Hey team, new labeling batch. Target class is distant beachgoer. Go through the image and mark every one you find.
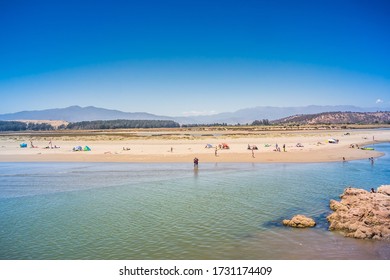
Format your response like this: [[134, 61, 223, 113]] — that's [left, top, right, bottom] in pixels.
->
[[215, 147, 218, 157], [252, 149, 255, 158], [370, 188, 376, 193], [283, 144, 286, 152], [171, 147, 173, 152], [193, 157, 199, 168], [343, 157, 346, 161]]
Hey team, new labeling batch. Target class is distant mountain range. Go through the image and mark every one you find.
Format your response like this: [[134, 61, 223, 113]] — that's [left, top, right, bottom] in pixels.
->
[[0, 105, 389, 125], [0, 106, 173, 123]]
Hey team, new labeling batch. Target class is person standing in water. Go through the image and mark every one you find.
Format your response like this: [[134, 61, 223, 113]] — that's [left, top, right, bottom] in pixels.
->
[[193, 157, 199, 168]]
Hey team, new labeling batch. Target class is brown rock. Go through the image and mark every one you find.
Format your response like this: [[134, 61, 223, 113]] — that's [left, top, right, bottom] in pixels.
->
[[377, 185, 390, 196], [283, 215, 316, 228], [327, 186, 390, 240], [329, 199, 342, 211]]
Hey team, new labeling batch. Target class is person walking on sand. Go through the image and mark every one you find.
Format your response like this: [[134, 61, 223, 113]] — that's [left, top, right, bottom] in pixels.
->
[[215, 147, 218, 157], [30, 141, 37, 148], [283, 144, 286, 152], [251, 148, 255, 158]]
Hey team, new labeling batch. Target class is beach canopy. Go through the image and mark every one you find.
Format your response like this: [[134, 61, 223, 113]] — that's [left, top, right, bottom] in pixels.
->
[[83, 146, 91, 151], [73, 146, 82, 151], [20, 143, 27, 148], [328, 138, 339, 144], [205, 144, 213, 148], [220, 143, 229, 149]]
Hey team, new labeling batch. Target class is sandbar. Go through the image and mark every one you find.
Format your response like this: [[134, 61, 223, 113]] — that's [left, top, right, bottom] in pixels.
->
[[0, 128, 389, 163]]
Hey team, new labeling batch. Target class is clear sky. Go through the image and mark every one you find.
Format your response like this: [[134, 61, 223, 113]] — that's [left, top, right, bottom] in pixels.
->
[[1, 0, 389, 116]]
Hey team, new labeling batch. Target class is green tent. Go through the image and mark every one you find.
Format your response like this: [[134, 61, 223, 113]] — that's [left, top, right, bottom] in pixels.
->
[[83, 146, 91, 151]]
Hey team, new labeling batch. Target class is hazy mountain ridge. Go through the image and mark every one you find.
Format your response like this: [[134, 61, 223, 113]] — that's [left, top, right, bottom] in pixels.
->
[[0, 106, 174, 123], [0, 105, 389, 124], [274, 111, 390, 125]]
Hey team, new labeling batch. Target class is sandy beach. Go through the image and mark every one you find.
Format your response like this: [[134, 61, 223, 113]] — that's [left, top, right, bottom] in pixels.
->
[[0, 128, 389, 163]]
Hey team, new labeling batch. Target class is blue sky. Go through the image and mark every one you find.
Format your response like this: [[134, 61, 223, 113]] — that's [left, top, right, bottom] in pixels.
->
[[1, 0, 389, 116]]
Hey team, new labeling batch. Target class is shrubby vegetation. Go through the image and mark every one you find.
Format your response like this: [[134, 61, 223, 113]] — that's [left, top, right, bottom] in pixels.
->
[[274, 111, 390, 125], [26, 122, 54, 131], [251, 119, 270, 126]]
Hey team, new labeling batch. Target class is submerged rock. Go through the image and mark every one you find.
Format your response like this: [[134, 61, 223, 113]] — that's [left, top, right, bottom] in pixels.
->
[[283, 215, 316, 228], [327, 186, 390, 240]]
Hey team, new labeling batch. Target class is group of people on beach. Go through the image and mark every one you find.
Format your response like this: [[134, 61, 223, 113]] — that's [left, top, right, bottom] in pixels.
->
[[30, 140, 60, 149], [274, 143, 286, 152]]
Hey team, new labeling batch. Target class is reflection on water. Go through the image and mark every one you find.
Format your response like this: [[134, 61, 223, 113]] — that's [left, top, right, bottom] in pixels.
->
[[0, 143, 390, 260]]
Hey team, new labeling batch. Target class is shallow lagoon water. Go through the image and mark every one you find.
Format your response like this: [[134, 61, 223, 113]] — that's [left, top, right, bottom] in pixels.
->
[[0, 143, 390, 259]]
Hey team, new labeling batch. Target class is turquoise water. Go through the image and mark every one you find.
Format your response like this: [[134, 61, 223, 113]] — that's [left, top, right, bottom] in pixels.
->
[[1, 143, 390, 260]]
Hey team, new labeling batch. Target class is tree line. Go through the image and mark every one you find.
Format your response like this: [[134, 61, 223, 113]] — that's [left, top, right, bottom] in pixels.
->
[[66, 119, 180, 130], [0, 121, 54, 131], [0, 119, 180, 131]]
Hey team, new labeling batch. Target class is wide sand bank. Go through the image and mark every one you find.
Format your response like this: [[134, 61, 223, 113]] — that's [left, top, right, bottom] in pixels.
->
[[0, 128, 389, 163]]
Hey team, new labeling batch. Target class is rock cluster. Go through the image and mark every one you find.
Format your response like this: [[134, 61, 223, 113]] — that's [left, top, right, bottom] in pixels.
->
[[327, 185, 390, 240], [283, 215, 316, 228]]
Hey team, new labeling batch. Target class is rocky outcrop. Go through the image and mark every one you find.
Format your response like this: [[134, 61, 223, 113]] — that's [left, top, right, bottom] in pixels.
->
[[327, 186, 390, 240], [283, 215, 316, 228], [378, 185, 390, 196]]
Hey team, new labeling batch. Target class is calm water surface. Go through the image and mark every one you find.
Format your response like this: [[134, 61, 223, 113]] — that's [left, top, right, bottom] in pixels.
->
[[1, 143, 390, 259]]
